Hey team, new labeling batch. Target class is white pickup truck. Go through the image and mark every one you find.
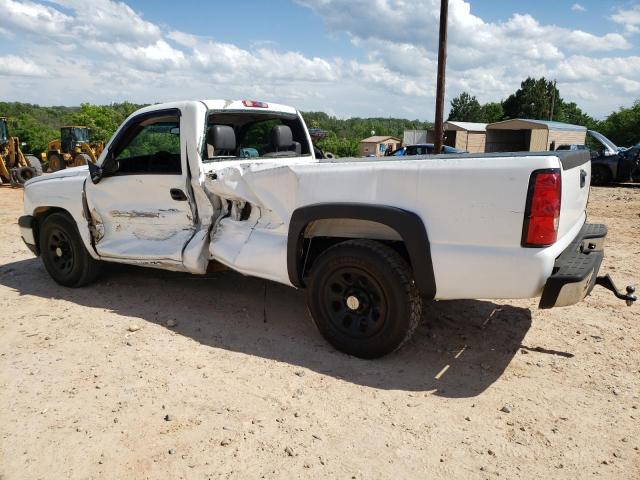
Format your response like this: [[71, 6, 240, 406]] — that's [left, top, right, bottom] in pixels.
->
[[19, 100, 636, 358]]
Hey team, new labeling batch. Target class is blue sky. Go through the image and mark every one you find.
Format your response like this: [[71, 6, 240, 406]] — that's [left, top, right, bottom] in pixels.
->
[[1, 0, 639, 119]]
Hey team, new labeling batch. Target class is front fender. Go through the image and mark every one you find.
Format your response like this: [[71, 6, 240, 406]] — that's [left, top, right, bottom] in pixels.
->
[[23, 172, 99, 260]]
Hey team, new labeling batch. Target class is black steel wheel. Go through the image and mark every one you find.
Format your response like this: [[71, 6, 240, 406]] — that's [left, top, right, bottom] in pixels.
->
[[322, 266, 388, 340], [39, 212, 101, 287], [306, 239, 422, 359], [47, 227, 75, 276]]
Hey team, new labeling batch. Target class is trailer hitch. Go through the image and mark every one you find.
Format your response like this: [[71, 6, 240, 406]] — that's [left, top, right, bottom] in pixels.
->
[[596, 275, 636, 306]]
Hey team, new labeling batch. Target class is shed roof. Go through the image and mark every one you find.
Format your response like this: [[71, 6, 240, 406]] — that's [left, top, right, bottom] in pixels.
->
[[444, 121, 487, 132], [488, 119, 586, 132], [359, 135, 401, 143]]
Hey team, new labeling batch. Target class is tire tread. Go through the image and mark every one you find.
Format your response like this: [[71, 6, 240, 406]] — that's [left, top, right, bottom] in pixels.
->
[[307, 239, 422, 357]]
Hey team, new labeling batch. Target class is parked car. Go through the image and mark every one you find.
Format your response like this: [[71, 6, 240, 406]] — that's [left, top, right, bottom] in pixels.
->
[[390, 143, 466, 156], [576, 131, 638, 185], [18, 99, 636, 358]]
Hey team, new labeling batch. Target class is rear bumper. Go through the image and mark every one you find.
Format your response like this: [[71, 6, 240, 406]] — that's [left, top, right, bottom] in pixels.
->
[[19, 215, 38, 256], [539, 223, 607, 308]]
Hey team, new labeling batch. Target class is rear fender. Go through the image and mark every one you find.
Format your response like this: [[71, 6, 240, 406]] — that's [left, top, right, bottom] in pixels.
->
[[287, 203, 436, 298]]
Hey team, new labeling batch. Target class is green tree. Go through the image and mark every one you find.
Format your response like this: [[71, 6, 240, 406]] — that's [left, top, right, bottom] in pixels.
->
[[502, 77, 561, 120], [448, 92, 483, 122], [556, 101, 596, 128], [598, 100, 640, 146], [480, 102, 504, 123], [65, 102, 142, 143], [7, 114, 58, 155]]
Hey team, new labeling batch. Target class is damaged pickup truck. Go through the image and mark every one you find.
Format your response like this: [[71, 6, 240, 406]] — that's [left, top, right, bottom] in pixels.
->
[[19, 100, 636, 358]]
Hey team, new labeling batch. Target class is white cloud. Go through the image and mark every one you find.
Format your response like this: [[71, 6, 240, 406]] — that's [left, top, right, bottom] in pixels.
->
[[49, 0, 161, 43], [571, 3, 586, 12], [0, 0, 71, 37], [0, 55, 46, 77], [296, 0, 638, 117], [611, 4, 640, 34], [0, 0, 638, 120]]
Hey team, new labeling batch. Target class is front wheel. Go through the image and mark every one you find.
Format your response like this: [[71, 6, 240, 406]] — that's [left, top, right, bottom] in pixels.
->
[[39, 212, 101, 287], [306, 239, 422, 359]]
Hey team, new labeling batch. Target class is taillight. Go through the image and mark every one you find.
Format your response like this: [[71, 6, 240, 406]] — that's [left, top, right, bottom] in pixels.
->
[[242, 100, 269, 108], [521, 169, 561, 247]]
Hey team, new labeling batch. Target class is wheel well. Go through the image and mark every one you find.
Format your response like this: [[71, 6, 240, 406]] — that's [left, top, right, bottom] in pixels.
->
[[301, 236, 411, 281], [31, 207, 72, 254], [287, 204, 436, 298]]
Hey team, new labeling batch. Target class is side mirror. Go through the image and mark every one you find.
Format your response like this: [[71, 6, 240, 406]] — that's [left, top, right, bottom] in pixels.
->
[[87, 159, 103, 184], [103, 154, 119, 176], [88, 151, 118, 184]]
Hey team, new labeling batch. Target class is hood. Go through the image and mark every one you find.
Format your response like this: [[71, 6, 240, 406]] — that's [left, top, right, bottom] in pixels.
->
[[25, 165, 88, 186]]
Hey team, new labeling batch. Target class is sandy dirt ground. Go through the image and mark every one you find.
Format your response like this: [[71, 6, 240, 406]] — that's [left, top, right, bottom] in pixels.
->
[[0, 184, 639, 480]]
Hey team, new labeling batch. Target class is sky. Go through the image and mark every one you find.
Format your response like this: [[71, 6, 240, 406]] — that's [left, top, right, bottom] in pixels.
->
[[0, 0, 639, 120]]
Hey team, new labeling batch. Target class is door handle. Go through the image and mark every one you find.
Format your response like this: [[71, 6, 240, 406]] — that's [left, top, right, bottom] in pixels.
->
[[580, 169, 587, 188], [170, 188, 188, 201]]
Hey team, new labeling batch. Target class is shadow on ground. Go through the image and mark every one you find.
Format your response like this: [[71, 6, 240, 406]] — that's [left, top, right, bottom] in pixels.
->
[[0, 258, 536, 397]]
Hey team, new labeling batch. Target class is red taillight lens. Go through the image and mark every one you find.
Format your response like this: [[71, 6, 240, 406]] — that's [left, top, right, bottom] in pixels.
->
[[522, 170, 561, 246]]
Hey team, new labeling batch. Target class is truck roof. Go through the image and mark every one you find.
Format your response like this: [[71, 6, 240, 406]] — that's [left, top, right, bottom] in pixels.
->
[[130, 99, 298, 117]]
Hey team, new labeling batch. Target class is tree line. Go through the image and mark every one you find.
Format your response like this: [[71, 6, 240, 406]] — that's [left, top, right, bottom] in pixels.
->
[[448, 77, 640, 147], [2, 77, 638, 158]]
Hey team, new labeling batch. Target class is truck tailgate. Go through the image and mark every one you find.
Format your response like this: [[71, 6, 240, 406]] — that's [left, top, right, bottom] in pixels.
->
[[557, 151, 591, 241]]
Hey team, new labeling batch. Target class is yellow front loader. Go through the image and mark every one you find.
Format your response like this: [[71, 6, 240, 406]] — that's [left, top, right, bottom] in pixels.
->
[[0, 117, 43, 186], [45, 126, 104, 172]]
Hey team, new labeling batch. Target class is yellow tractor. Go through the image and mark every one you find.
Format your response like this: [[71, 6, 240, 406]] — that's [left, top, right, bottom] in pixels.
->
[[0, 117, 43, 186], [45, 126, 104, 172]]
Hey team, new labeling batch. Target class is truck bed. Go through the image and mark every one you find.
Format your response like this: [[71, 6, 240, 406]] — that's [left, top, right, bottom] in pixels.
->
[[204, 150, 591, 300]]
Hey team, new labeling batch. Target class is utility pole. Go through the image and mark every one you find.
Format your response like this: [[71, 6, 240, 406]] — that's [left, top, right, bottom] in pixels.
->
[[434, 0, 449, 154], [549, 79, 557, 121]]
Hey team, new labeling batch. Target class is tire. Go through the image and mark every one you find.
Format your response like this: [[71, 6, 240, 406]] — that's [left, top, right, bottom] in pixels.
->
[[39, 212, 101, 287], [48, 153, 64, 172], [73, 153, 92, 167], [306, 239, 422, 359], [15, 166, 37, 183], [25, 155, 43, 176], [324, 152, 336, 159], [591, 165, 611, 186]]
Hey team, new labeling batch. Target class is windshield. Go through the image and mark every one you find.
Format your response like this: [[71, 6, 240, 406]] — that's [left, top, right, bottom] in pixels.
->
[[202, 111, 311, 162], [0, 120, 7, 143], [587, 130, 618, 153]]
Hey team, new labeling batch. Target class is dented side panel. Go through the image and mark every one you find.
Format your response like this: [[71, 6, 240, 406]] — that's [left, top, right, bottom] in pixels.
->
[[86, 175, 196, 262], [202, 154, 575, 299]]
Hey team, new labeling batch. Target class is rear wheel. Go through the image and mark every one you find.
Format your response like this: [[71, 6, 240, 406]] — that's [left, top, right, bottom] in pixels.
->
[[48, 153, 64, 172], [591, 165, 611, 186], [39, 212, 101, 287], [306, 239, 422, 359]]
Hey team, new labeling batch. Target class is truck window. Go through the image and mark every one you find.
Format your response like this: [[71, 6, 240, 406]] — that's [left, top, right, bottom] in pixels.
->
[[203, 111, 311, 162], [114, 117, 181, 174]]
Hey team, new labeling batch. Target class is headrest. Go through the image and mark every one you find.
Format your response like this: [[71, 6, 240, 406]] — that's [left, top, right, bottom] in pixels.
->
[[271, 125, 293, 149], [207, 125, 236, 151]]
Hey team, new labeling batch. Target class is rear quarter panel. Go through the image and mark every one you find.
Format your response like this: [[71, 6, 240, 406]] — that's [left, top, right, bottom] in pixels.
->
[[206, 153, 574, 299]]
